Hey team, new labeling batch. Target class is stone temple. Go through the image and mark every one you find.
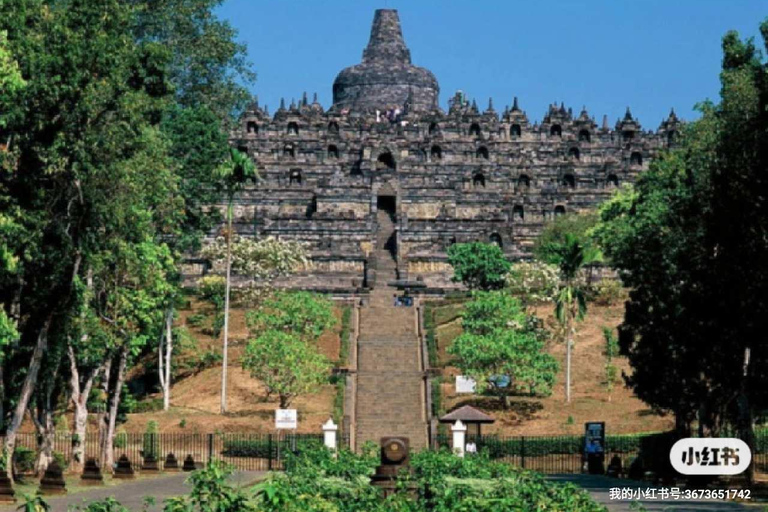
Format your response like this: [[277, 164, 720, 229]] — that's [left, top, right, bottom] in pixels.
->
[[211, 9, 681, 292]]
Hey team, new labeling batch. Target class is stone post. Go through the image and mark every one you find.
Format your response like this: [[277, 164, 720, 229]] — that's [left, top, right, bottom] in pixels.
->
[[452, 420, 467, 458], [323, 419, 338, 452]]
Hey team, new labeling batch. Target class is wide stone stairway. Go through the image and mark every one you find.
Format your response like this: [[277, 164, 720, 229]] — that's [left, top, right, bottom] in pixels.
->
[[353, 209, 428, 449]]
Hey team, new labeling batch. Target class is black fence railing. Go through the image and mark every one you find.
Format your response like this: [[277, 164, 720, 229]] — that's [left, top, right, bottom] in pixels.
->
[[435, 432, 768, 475], [4, 432, 349, 474]]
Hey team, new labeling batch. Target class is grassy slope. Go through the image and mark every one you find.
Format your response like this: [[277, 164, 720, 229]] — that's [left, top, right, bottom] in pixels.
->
[[432, 299, 675, 436], [118, 299, 342, 434]]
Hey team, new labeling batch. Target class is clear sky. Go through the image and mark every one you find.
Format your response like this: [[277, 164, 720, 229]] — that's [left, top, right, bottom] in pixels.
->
[[216, 0, 765, 127]]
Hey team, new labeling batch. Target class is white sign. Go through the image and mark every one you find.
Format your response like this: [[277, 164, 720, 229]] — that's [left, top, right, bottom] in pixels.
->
[[670, 438, 751, 475], [455, 376, 477, 394], [275, 409, 298, 430]]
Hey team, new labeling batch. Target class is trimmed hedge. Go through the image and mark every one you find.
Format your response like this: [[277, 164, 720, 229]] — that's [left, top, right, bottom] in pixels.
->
[[221, 436, 323, 458]]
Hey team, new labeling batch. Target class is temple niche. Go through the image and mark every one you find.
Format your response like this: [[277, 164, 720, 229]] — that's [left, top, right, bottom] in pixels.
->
[[211, 9, 681, 292]]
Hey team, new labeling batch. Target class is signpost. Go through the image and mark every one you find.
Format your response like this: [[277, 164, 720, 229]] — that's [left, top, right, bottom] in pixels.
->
[[275, 409, 298, 430], [455, 376, 477, 394]]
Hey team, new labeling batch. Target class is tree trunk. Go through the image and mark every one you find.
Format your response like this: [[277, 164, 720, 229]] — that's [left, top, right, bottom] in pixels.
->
[[100, 346, 128, 472], [68, 344, 102, 473], [737, 347, 754, 485], [32, 404, 55, 476], [221, 204, 233, 414], [159, 308, 173, 411], [97, 358, 112, 471], [3, 314, 53, 480]]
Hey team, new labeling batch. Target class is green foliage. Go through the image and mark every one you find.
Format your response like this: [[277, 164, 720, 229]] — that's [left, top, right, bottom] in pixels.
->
[[338, 307, 351, 365], [163, 460, 256, 512], [593, 21, 768, 434], [505, 260, 560, 304], [431, 379, 443, 418], [447, 242, 511, 291], [332, 375, 345, 425], [17, 494, 50, 512], [242, 330, 331, 408], [143, 420, 160, 459], [423, 303, 438, 368], [71, 497, 130, 512], [246, 291, 336, 342], [589, 279, 626, 306], [534, 212, 602, 266], [449, 291, 557, 404], [186, 313, 207, 328], [13, 446, 35, 474]]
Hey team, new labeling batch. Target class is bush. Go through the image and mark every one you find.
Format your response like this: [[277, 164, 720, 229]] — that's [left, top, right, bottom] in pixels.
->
[[447, 242, 511, 291], [53, 451, 68, 471], [133, 398, 163, 413], [505, 261, 560, 303], [143, 421, 160, 459], [13, 446, 35, 475], [186, 312, 207, 328], [221, 436, 323, 459], [589, 278, 627, 306]]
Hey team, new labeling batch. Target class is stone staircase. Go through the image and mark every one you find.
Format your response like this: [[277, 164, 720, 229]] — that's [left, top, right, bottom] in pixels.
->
[[353, 210, 428, 449]]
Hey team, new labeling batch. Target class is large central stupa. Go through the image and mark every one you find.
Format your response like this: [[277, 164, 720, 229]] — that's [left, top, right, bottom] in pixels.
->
[[332, 10, 439, 113]]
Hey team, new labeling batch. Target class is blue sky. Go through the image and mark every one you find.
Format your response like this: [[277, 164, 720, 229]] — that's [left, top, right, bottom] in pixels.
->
[[217, 1, 765, 127]]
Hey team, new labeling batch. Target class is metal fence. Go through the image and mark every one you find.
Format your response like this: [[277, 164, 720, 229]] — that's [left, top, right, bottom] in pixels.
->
[[5, 432, 349, 474], [435, 432, 768, 475]]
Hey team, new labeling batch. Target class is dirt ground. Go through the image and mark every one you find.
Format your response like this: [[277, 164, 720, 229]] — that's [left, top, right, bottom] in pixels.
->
[[434, 300, 675, 436], [118, 301, 343, 434]]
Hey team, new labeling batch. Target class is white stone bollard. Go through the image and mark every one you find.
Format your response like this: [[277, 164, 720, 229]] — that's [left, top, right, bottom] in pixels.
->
[[452, 420, 467, 458], [323, 419, 338, 452]]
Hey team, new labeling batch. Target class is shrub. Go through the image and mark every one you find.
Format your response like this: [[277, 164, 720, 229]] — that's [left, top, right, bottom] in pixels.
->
[[590, 278, 627, 306], [143, 421, 159, 459], [447, 242, 511, 290], [186, 312, 207, 328], [505, 261, 560, 303], [13, 446, 35, 475]]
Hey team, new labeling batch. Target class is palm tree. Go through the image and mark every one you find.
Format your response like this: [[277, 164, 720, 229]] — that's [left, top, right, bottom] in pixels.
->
[[553, 234, 600, 403], [214, 147, 258, 414]]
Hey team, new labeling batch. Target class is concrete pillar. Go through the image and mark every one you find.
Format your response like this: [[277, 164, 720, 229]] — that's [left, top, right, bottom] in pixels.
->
[[323, 419, 338, 452], [452, 420, 467, 458]]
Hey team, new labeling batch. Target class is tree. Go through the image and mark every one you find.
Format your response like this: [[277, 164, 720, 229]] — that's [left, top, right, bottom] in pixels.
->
[[534, 212, 601, 266], [595, 21, 768, 467], [213, 147, 258, 414], [448, 291, 557, 407], [602, 327, 619, 402], [246, 291, 336, 342], [550, 234, 598, 403], [447, 242, 511, 291], [241, 331, 331, 408]]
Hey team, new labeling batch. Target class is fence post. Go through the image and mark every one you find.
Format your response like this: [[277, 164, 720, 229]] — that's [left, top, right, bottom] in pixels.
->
[[267, 434, 273, 471], [521, 436, 526, 469], [452, 421, 467, 458], [207, 433, 213, 464], [323, 419, 338, 453]]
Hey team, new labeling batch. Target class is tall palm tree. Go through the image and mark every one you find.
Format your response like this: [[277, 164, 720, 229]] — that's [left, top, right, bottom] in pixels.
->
[[553, 234, 600, 403], [214, 147, 258, 414]]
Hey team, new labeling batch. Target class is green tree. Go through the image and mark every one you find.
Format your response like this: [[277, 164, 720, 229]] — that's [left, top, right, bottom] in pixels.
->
[[534, 212, 601, 266], [595, 22, 768, 464], [602, 327, 619, 402], [246, 292, 336, 342], [448, 292, 557, 407], [213, 147, 258, 414], [447, 242, 511, 291], [551, 235, 597, 403], [241, 331, 331, 408]]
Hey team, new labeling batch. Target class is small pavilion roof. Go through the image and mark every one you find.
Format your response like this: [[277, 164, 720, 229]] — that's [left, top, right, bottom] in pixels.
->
[[439, 405, 495, 424]]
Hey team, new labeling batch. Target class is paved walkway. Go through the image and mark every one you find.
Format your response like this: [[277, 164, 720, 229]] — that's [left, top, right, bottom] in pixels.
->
[[549, 474, 760, 512], [1, 471, 265, 512]]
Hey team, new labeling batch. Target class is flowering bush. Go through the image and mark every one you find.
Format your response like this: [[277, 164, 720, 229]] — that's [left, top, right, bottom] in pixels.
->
[[505, 261, 560, 303]]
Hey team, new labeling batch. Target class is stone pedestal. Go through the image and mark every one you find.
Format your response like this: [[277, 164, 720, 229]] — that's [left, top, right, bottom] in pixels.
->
[[371, 437, 417, 499], [141, 454, 160, 474], [80, 458, 104, 485], [182, 455, 196, 472], [164, 453, 180, 472], [114, 455, 135, 479], [38, 461, 67, 495], [0, 474, 16, 504]]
